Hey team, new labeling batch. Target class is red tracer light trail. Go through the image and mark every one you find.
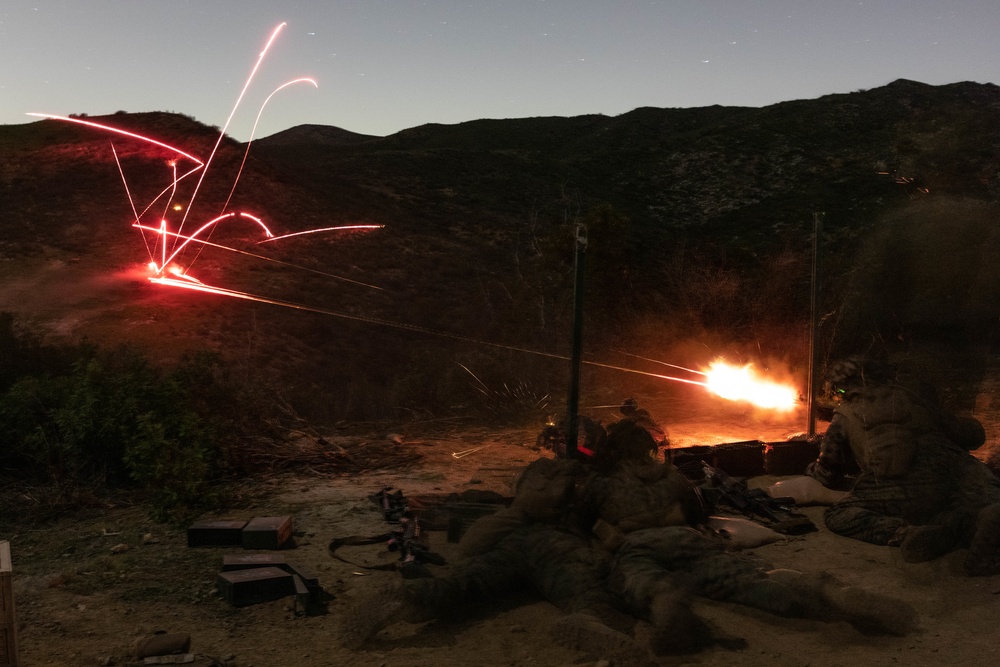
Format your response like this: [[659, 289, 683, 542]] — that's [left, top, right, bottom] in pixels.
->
[[30, 23, 382, 292], [174, 22, 288, 248], [28, 23, 798, 413], [134, 223, 384, 290], [150, 212, 274, 273], [223, 77, 319, 213], [148, 275, 712, 388], [25, 113, 204, 165], [257, 225, 385, 243]]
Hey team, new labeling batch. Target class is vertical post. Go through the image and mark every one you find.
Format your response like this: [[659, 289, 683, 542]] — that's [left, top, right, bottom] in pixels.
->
[[565, 223, 588, 459], [1, 540, 19, 667], [807, 212, 824, 438]]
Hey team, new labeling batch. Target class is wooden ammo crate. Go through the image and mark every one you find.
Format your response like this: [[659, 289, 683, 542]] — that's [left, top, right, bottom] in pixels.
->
[[241, 516, 294, 550], [219, 555, 323, 612], [187, 520, 248, 547], [221, 553, 288, 571], [216, 566, 295, 607], [1, 541, 19, 667]]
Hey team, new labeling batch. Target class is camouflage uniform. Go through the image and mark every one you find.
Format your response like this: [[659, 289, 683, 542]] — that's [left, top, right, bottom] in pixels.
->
[[400, 521, 622, 622], [607, 526, 916, 652], [400, 455, 622, 622], [340, 449, 645, 658], [807, 375, 1000, 572], [341, 419, 917, 655], [585, 421, 917, 654]]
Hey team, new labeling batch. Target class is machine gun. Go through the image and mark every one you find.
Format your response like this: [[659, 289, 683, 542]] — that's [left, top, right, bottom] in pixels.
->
[[701, 462, 817, 535]]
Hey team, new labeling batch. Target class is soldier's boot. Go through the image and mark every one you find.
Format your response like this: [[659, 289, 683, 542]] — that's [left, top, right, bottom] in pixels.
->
[[767, 569, 917, 636], [646, 591, 713, 656], [550, 612, 651, 665], [731, 577, 809, 617], [898, 524, 957, 563], [964, 503, 1000, 576], [570, 601, 637, 635], [337, 580, 437, 649]]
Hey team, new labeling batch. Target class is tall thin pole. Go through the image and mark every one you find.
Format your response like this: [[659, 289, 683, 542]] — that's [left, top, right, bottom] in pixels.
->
[[565, 223, 588, 459], [807, 212, 824, 437]]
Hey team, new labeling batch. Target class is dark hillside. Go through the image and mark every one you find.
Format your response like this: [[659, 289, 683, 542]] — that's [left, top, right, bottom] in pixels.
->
[[3, 79, 1000, 422]]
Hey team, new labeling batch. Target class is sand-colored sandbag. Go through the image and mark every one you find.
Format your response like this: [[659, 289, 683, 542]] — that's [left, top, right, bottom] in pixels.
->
[[768, 475, 849, 505], [706, 516, 785, 550]]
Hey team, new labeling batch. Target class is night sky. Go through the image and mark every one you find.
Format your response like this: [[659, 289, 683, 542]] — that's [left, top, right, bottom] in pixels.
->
[[2, 1, 999, 142]]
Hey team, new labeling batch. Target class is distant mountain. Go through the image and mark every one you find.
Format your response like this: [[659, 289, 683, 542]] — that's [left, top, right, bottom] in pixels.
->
[[256, 123, 379, 146], [3, 79, 1000, 421]]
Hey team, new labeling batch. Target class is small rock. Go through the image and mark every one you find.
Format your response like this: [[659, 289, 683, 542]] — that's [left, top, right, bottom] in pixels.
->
[[110, 543, 129, 554]]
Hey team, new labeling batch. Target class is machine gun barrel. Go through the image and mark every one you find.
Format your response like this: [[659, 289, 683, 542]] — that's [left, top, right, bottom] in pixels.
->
[[702, 462, 817, 535]]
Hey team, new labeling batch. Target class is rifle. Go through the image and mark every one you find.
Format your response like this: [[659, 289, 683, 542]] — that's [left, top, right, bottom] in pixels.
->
[[701, 462, 817, 535]]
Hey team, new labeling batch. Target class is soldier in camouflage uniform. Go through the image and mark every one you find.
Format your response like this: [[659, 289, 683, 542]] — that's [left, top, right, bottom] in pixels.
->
[[584, 420, 917, 655], [806, 357, 1000, 575], [617, 397, 670, 448], [338, 418, 648, 661], [340, 415, 918, 657]]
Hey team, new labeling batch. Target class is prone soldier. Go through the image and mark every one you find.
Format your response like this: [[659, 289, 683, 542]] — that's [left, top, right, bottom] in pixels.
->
[[340, 410, 918, 658]]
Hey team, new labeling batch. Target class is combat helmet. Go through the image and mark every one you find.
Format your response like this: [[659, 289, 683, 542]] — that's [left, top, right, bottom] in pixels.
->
[[536, 416, 608, 461], [604, 419, 658, 465], [620, 397, 639, 416], [826, 356, 893, 396]]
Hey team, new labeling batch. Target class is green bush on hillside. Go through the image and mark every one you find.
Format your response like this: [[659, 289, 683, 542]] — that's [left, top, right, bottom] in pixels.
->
[[0, 314, 280, 520]]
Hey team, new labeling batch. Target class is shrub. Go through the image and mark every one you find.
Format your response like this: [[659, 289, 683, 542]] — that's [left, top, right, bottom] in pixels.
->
[[0, 316, 284, 521]]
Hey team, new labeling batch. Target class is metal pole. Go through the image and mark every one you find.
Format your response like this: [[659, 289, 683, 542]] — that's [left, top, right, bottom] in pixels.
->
[[565, 223, 588, 459], [807, 212, 824, 437]]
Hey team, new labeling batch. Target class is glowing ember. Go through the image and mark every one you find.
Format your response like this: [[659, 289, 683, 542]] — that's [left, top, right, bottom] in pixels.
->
[[704, 360, 799, 410]]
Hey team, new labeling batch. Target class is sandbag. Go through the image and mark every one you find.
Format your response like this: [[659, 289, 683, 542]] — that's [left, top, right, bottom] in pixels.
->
[[706, 515, 785, 550], [767, 475, 849, 505]]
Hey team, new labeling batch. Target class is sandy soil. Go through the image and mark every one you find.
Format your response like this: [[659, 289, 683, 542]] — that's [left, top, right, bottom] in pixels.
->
[[6, 413, 1000, 667]]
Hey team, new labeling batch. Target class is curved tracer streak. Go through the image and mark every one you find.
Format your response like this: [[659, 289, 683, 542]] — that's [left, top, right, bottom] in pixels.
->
[[175, 22, 287, 246], [158, 212, 274, 272], [257, 225, 384, 243], [135, 223, 383, 290], [223, 77, 318, 213], [25, 113, 204, 165]]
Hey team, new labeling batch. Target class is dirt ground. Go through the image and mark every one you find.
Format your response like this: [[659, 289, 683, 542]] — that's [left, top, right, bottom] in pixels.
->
[[5, 410, 1000, 667]]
